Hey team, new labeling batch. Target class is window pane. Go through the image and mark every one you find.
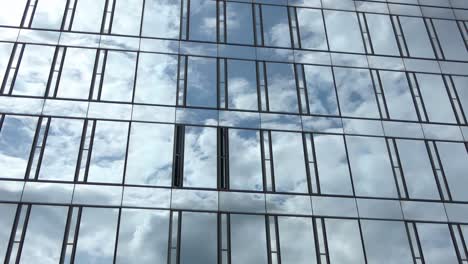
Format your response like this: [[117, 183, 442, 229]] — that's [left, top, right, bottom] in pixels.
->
[[111, 0, 143, 35], [87, 121, 129, 184], [396, 139, 440, 200], [116, 209, 169, 264], [436, 141, 468, 201], [0, 0, 27, 26], [31, 0, 67, 29], [366, 14, 399, 56], [12, 45, 54, 96], [400, 17, 435, 59], [361, 220, 413, 264], [189, 0, 216, 42], [39, 118, 84, 181], [416, 73, 456, 124], [303, 65, 339, 115], [278, 216, 317, 264], [416, 223, 459, 264], [325, 219, 365, 264], [314, 134, 353, 195], [266, 62, 299, 113], [231, 214, 268, 264], [57, 48, 95, 100], [227, 59, 258, 111], [134, 53, 178, 105], [180, 212, 217, 264], [0, 43, 13, 85], [72, 0, 105, 32], [228, 129, 263, 191], [334, 67, 380, 118], [346, 136, 398, 198], [21, 205, 68, 264], [452, 76, 468, 118], [101, 51, 137, 102], [379, 70, 418, 121], [125, 122, 174, 186], [186, 57, 217, 108], [324, 10, 364, 53], [271, 131, 308, 193], [141, 0, 180, 39], [0, 116, 38, 179], [183, 126, 217, 188], [433, 19, 468, 61], [226, 2, 254, 45], [0, 204, 17, 261], [297, 8, 327, 50], [74, 207, 119, 264], [262, 5, 291, 48]]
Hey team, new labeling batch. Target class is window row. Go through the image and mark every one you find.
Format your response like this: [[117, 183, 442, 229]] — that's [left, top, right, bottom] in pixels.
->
[[1, 43, 467, 124], [0, 1, 467, 60], [1, 115, 467, 201], [0, 203, 467, 264]]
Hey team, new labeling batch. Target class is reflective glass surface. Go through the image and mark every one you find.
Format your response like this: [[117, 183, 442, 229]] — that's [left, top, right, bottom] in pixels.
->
[[227, 60, 258, 111], [452, 76, 468, 118], [262, 5, 291, 48], [0, 204, 16, 260], [31, 0, 67, 30], [141, 0, 180, 38], [186, 57, 217, 108], [433, 19, 468, 61], [400, 17, 435, 59], [111, 0, 143, 36], [324, 10, 365, 53], [101, 51, 137, 102], [180, 212, 217, 264], [278, 216, 317, 264], [303, 65, 339, 115], [0, 0, 27, 26], [379, 70, 418, 121], [125, 122, 174, 186], [189, 0, 216, 42], [416, 223, 459, 264], [436, 142, 468, 201], [366, 14, 400, 56], [266, 62, 299, 113], [226, 2, 254, 45], [325, 219, 366, 264], [230, 214, 268, 264], [296, 8, 327, 50], [72, 0, 106, 32]]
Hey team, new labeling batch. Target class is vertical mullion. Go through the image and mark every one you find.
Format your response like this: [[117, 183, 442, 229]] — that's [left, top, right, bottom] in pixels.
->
[[7, 45, 26, 96], [67, 0, 79, 31], [59, 0, 72, 30], [14, 205, 32, 264], [112, 208, 122, 264], [33, 117, 51, 180], [59, 206, 73, 264], [83, 120, 97, 183], [24, 117, 44, 180], [70, 207, 83, 264], [74, 120, 89, 182]]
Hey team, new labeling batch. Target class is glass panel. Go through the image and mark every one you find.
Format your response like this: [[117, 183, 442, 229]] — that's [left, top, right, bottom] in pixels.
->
[[433, 19, 468, 61], [180, 212, 217, 264], [0, 43, 13, 86], [303, 65, 339, 115], [116, 209, 170, 264], [346, 136, 398, 198], [74, 207, 119, 264], [12, 45, 54, 96], [0, 116, 38, 179], [271, 131, 308, 193], [324, 10, 364, 53], [296, 8, 327, 50], [278, 216, 317, 264], [361, 220, 413, 264], [183, 126, 217, 188], [416, 223, 459, 264], [72, 0, 106, 32], [314, 134, 353, 195], [0, 204, 17, 261], [416, 73, 456, 124], [366, 14, 399, 56], [189, 0, 216, 42], [266, 62, 299, 114], [400, 17, 435, 59], [452, 76, 468, 118], [227, 59, 258, 111], [396, 139, 440, 200], [262, 5, 291, 48], [141, 0, 180, 39], [134, 53, 178, 105], [186, 56, 217, 108], [226, 2, 254, 45], [101, 51, 137, 102], [38, 118, 84, 181], [87, 121, 129, 184], [436, 141, 468, 201], [379, 70, 418, 121], [31, 0, 67, 29], [125, 122, 174, 186], [228, 129, 263, 191], [230, 214, 268, 264], [111, 0, 144, 35], [334, 67, 380, 118], [57, 48, 96, 100], [325, 219, 366, 264], [0, 0, 27, 26], [20, 205, 68, 264]]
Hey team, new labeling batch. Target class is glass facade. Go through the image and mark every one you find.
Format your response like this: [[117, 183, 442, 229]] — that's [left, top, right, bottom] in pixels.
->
[[0, 0, 467, 263]]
